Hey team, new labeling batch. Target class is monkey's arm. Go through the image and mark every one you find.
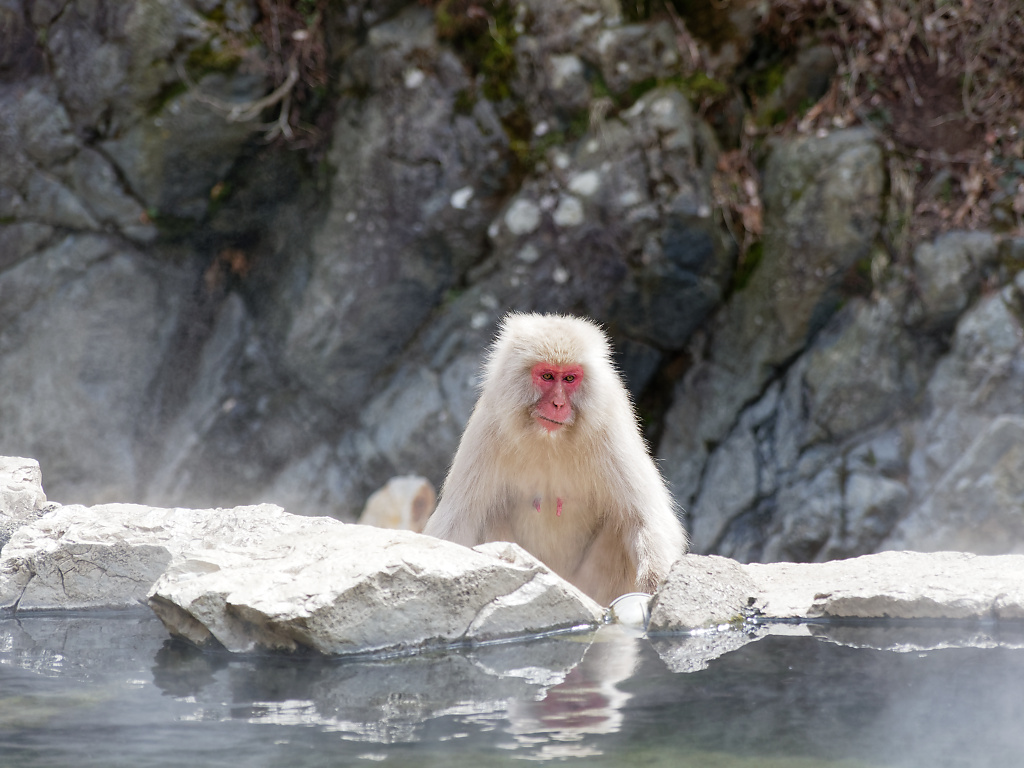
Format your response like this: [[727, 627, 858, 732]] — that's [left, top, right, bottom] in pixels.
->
[[422, 487, 484, 546], [612, 447, 688, 593], [422, 418, 507, 547], [629, 499, 686, 592]]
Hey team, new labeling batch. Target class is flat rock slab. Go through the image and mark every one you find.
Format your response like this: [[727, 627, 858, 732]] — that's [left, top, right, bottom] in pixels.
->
[[0, 456, 51, 554], [647, 555, 758, 631], [6, 469, 1024, 659], [748, 550, 1024, 621], [649, 551, 1024, 632], [148, 531, 604, 656], [0, 493, 603, 655], [0, 502, 304, 611], [0, 456, 48, 520]]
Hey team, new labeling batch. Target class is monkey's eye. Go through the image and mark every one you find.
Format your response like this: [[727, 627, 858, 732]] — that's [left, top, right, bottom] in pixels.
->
[[563, 374, 575, 383], [541, 372, 554, 381]]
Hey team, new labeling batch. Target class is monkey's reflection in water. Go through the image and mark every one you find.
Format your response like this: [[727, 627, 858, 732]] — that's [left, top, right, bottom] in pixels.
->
[[502, 625, 642, 759]]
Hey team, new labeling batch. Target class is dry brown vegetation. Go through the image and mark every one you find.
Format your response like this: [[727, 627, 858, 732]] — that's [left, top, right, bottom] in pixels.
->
[[664, 0, 1022, 279], [758, 1, 1022, 249], [250, 0, 331, 150], [185, 0, 331, 154], [231, 1, 1023, 253]]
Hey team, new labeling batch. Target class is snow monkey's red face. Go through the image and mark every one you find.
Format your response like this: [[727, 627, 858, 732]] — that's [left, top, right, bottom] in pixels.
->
[[530, 362, 584, 432]]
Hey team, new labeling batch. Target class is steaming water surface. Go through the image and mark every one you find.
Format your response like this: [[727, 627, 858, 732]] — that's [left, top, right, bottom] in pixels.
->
[[2, 613, 1023, 767]]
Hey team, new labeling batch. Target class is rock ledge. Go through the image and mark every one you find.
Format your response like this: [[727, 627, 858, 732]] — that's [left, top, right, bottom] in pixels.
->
[[649, 551, 1024, 632]]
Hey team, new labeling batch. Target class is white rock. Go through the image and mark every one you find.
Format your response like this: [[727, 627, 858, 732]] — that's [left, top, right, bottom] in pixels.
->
[[0, 456, 47, 520], [749, 550, 1024, 620], [403, 67, 425, 89], [648, 551, 1024, 632], [912, 230, 997, 325], [548, 54, 583, 90], [1, 499, 604, 654], [504, 199, 542, 235], [450, 186, 474, 210], [552, 195, 584, 227], [617, 189, 643, 208], [651, 96, 674, 116], [357, 475, 436, 533], [0, 502, 294, 611], [567, 170, 601, 197], [596, 29, 616, 56], [516, 243, 541, 264], [648, 556, 758, 633], [149, 529, 604, 655]]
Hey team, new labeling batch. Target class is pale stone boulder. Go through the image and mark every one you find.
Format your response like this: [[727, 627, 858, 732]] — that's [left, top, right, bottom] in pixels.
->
[[648, 555, 759, 632], [1, 499, 604, 654], [1, 456, 52, 556], [648, 550, 1024, 632], [912, 230, 998, 328], [148, 529, 604, 656], [0, 456, 47, 520], [747, 550, 1024, 621], [0, 502, 294, 611], [357, 475, 436, 533]]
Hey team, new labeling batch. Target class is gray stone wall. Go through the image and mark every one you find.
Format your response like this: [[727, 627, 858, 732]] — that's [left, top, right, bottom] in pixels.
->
[[2, 0, 1023, 561]]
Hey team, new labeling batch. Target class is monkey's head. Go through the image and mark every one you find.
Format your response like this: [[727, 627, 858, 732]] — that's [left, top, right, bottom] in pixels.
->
[[483, 312, 619, 440]]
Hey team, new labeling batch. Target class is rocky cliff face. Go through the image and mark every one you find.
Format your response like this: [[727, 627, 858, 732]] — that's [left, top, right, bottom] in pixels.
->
[[2, 0, 1022, 562]]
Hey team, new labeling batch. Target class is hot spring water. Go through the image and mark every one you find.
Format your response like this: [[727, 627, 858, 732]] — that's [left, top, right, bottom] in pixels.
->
[[2, 613, 1023, 767]]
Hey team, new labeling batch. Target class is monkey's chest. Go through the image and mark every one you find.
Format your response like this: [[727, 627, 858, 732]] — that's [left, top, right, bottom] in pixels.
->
[[500, 488, 605, 573]]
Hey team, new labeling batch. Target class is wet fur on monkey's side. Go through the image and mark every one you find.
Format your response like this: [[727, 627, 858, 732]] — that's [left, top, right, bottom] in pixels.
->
[[423, 313, 688, 606]]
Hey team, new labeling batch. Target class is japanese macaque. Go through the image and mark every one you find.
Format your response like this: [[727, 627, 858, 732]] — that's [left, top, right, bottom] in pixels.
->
[[423, 312, 688, 605]]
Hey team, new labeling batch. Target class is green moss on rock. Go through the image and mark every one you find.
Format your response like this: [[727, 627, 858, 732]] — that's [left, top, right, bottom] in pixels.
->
[[435, 0, 521, 102]]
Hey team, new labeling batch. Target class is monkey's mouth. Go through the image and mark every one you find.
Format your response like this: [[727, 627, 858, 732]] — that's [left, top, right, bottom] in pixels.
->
[[536, 415, 567, 432]]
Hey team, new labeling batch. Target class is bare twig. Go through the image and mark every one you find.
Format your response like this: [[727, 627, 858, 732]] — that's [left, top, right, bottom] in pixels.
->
[[224, 61, 299, 123], [176, 56, 299, 139]]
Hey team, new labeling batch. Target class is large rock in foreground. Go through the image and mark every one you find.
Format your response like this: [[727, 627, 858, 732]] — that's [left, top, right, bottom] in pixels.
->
[[0, 456, 51, 552], [7, 455, 1024, 660], [0, 456, 48, 521], [0, 502, 303, 611], [649, 551, 1024, 632], [0, 493, 603, 654], [148, 531, 603, 656]]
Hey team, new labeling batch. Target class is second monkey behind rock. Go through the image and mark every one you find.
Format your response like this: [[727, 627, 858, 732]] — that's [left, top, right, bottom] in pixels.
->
[[422, 312, 688, 605]]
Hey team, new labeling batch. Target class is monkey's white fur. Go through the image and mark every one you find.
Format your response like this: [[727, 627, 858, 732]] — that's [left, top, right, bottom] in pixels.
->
[[423, 312, 688, 605]]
